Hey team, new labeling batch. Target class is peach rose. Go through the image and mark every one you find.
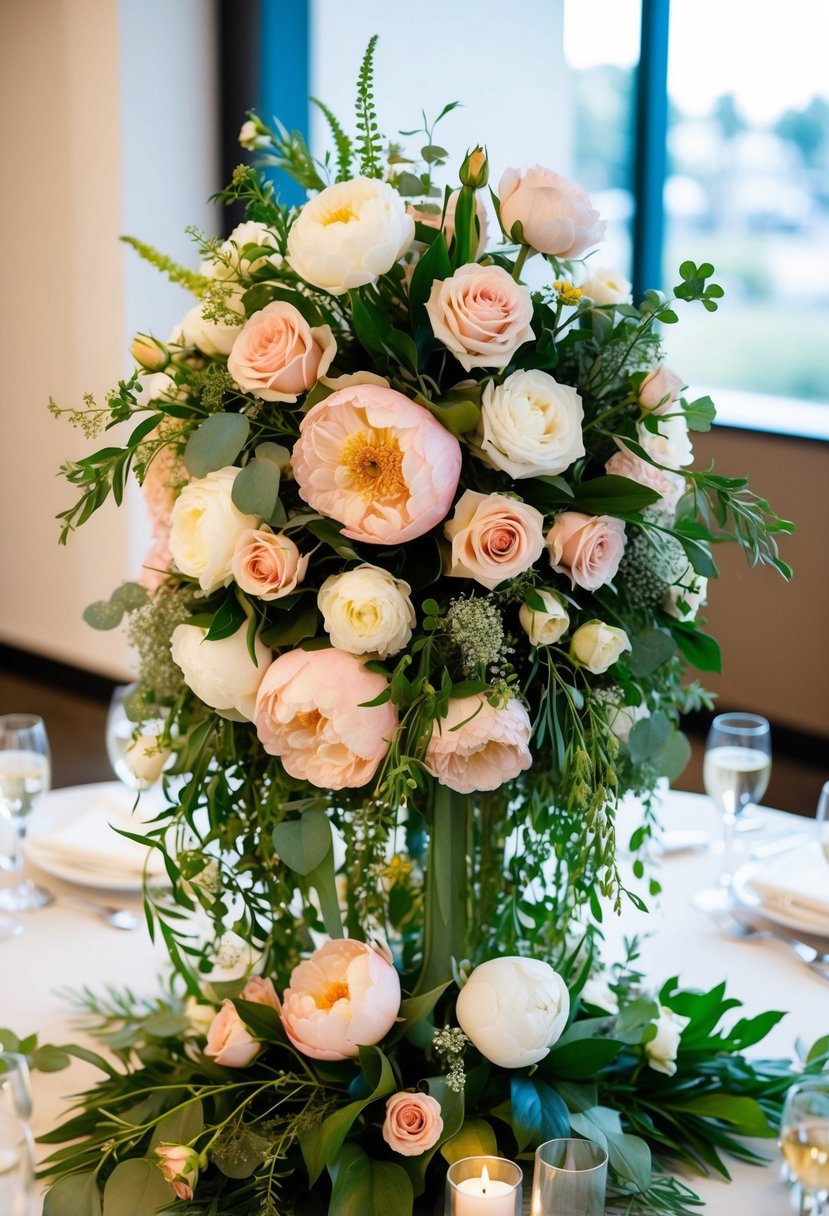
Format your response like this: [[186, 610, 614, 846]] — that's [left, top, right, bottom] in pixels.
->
[[426, 695, 533, 794], [231, 528, 309, 601], [155, 1144, 200, 1201], [382, 1092, 444, 1157], [254, 648, 398, 789], [605, 448, 685, 518], [292, 384, 462, 545], [546, 511, 626, 591], [240, 976, 281, 1011], [281, 939, 401, 1061], [425, 264, 534, 371], [445, 490, 545, 590], [227, 301, 336, 403], [204, 999, 259, 1067], [639, 365, 684, 413], [499, 165, 605, 257]]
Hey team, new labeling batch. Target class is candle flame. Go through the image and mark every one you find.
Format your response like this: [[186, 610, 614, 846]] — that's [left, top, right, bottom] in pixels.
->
[[481, 1164, 490, 1193]]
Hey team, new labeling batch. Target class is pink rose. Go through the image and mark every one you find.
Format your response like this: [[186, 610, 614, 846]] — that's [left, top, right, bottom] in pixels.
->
[[445, 490, 545, 590], [408, 189, 489, 257], [292, 384, 461, 545], [254, 648, 398, 789], [605, 448, 685, 518], [425, 264, 534, 372], [240, 976, 281, 1011], [155, 1144, 200, 1201], [281, 939, 401, 1061], [227, 301, 336, 402], [204, 999, 259, 1067], [498, 165, 605, 257], [546, 511, 626, 591], [426, 695, 533, 794], [382, 1091, 444, 1157], [639, 365, 684, 413], [231, 529, 309, 601]]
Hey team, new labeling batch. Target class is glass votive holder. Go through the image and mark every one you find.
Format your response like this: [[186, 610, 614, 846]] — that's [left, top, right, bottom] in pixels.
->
[[445, 1156, 523, 1215], [0, 1054, 32, 1120], [531, 1137, 608, 1216]]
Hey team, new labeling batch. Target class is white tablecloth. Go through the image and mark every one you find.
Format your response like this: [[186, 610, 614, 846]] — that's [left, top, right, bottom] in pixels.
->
[[4, 785, 826, 1214]]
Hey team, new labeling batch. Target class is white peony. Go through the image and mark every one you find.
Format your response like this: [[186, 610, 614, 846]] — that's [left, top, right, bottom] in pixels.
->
[[518, 589, 570, 646], [477, 369, 585, 479], [638, 414, 693, 470], [580, 266, 632, 306], [169, 467, 259, 593], [318, 565, 415, 659], [174, 290, 246, 357], [286, 176, 414, 295], [170, 623, 270, 723], [570, 620, 631, 674], [645, 1005, 691, 1076], [456, 956, 570, 1069], [202, 220, 281, 280], [664, 568, 708, 622]]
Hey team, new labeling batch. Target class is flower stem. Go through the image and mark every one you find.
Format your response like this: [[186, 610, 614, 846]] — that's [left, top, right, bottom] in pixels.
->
[[415, 782, 468, 994], [512, 244, 531, 281]]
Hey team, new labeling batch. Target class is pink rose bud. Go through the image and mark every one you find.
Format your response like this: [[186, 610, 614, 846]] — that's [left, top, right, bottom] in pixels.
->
[[130, 333, 169, 372], [382, 1091, 444, 1157], [240, 976, 281, 1011], [155, 1144, 200, 1201], [638, 365, 684, 413], [204, 999, 259, 1068], [460, 146, 489, 189]]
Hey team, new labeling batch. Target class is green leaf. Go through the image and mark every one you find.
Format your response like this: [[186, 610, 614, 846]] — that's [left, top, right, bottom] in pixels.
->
[[302, 1047, 396, 1186], [29, 1044, 71, 1072], [272, 809, 332, 875], [329, 1144, 413, 1216], [671, 623, 722, 672], [112, 582, 149, 610], [260, 599, 319, 648], [394, 171, 425, 197], [570, 1107, 652, 1193], [683, 394, 717, 432], [231, 458, 280, 518], [184, 413, 250, 478], [409, 232, 451, 333], [441, 1118, 498, 1164], [423, 394, 481, 436], [421, 144, 448, 163], [205, 590, 247, 641], [665, 1095, 773, 1137], [629, 628, 675, 677], [44, 1173, 102, 1216], [149, 1100, 204, 1149], [211, 1126, 272, 1178], [571, 475, 660, 515], [389, 982, 450, 1045], [233, 997, 284, 1042], [543, 1037, 624, 1081], [102, 1159, 172, 1216], [509, 1076, 570, 1152]]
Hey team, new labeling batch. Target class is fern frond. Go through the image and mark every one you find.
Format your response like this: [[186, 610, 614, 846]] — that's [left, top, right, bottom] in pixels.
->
[[311, 97, 354, 181], [120, 235, 211, 297], [354, 35, 383, 178]]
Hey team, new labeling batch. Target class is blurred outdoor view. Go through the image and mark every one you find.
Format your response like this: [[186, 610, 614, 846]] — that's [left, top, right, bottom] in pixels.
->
[[564, 0, 829, 408]]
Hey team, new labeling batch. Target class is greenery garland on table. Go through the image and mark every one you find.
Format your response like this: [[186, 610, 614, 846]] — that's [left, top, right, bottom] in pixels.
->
[[27, 36, 818, 1216]]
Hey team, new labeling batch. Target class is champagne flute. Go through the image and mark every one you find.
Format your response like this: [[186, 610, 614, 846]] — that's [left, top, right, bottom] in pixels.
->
[[0, 715, 54, 913], [780, 1077, 829, 1215], [693, 712, 771, 913], [817, 781, 829, 865]]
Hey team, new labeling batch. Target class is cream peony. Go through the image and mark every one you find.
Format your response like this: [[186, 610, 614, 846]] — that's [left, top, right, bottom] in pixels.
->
[[254, 647, 397, 789], [170, 467, 259, 593], [174, 290, 246, 357], [639, 365, 684, 413], [286, 176, 414, 295], [425, 695, 532, 794], [171, 623, 271, 723], [227, 301, 336, 403], [445, 490, 545, 591], [569, 620, 631, 674], [477, 369, 585, 479], [519, 589, 570, 646], [318, 565, 415, 659], [580, 266, 632, 306], [231, 528, 309, 601], [292, 384, 462, 545], [605, 447, 686, 518], [645, 1006, 691, 1076], [382, 1092, 444, 1157], [547, 511, 626, 592], [456, 956, 570, 1069], [204, 1000, 259, 1067], [280, 939, 401, 1061], [498, 165, 605, 257], [638, 414, 693, 470], [425, 264, 533, 371]]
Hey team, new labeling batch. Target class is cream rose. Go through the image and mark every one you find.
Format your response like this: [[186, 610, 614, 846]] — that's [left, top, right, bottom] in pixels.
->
[[227, 302, 336, 403], [318, 565, 415, 659], [425, 264, 533, 372], [169, 467, 259, 593], [645, 1006, 691, 1076], [231, 529, 309, 601], [569, 620, 631, 674], [171, 622, 270, 722], [445, 490, 545, 590], [519, 589, 570, 646], [580, 266, 632, 306], [638, 414, 693, 470], [547, 511, 626, 592], [477, 369, 585, 478], [382, 1092, 444, 1157], [639, 365, 684, 413], [498, 165, 605, 257], [286, 176, 414, 295], [174, 290, 246, 357], [456, 956, 570, 1069]]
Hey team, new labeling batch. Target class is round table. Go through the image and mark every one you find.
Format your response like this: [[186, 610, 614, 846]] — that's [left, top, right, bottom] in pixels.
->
[[4, 784, 824, 1214]]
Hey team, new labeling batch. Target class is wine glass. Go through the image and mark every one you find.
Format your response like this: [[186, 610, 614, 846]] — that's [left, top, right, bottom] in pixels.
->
[[0, 714, 54, 913], [693, 712, 771, 913], [817, 781, 829, 865], [106, 683, 170, 791], [780, 1077, 829, 1215]]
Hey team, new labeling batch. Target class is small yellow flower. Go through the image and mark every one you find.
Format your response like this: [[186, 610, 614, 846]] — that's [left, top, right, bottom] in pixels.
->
[[384, 854, 414, 885], [552, 280, 583, 306]]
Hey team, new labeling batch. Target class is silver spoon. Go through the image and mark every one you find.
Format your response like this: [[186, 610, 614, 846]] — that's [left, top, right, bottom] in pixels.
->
[[58, 894, 139, 931]]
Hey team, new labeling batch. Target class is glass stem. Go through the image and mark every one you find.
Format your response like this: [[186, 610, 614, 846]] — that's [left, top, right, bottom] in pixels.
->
[[719, 809, 737, 894], [9, 817, 25, 877]]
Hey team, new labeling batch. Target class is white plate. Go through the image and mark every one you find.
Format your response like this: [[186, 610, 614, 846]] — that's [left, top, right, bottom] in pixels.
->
[[733, 862, 829, 938], [24, 781, 170, 892]]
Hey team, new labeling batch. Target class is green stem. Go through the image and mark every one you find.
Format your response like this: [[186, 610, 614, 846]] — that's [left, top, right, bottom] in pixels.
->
[[512, 244, 532, 281], [415, 782, 468, 994]]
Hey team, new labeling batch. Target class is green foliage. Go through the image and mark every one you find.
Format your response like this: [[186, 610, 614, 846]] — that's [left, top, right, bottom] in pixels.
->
[[354, 36, 383, 178], [83, 582, 148, 631], [311, 96, 354, 181], [184, 413, 250, 478], [120, 235, 211, 296]]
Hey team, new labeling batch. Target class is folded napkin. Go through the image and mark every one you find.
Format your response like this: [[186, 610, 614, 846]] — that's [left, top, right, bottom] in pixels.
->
[[29, 791, 166, 879], [746, 839, 829, 927]]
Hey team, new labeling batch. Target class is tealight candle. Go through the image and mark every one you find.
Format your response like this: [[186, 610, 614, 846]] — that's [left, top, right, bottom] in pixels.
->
[[445, 1156, 523, 1216]]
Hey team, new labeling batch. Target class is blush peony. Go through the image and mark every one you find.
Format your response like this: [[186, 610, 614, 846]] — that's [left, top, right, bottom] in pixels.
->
[[254, 647, 398, 789], [425, 695, 532, 794], [498, 165, 605, 257], [292, 384, 462, 545], [445, 490, 545, 590], [227, 301, 336, 403], [546, 511, 626, 591], [280, 939, 401, 1061], [425, 264, 533, 371]]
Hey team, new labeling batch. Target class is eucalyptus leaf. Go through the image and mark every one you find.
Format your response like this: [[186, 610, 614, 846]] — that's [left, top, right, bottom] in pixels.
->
[[629, 628, 675, 677], [329, 1144, 413, 1216], [184, 413, 250, 478], [149, 1099, 204, 1149], [509, 1076, 570, 1152], [272, 809, 332, 875], [102, 1159, 172, 1216], [231, 457, 281, 518], [211, 1126, 272, 1178], [44, 1172, 102, 1216]]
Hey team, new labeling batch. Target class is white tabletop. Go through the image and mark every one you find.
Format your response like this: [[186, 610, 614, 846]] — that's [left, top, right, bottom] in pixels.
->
[[3, 783, 825, 1215]]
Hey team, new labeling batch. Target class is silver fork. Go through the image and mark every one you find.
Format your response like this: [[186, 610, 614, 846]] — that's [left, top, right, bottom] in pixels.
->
[[712, 908, 829, 983]]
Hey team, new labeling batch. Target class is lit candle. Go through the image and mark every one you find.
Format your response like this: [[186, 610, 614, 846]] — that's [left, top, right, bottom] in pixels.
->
[[453, 1165, 516, 1215]]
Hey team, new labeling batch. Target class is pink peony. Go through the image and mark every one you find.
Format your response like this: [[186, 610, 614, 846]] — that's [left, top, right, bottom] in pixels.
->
[[445, 490, 545, 590], [281, 939, 401, 1061], [426, 695, 533, 794], [382, 1091, 444, 1156], [240, 976, 281, 1011], [231, 529, 309, 601], [605, 447, 685, 518], [204, 999, 259, 1067], [639, 365, 684, 413], [254, 648, 398, 789], [227, 301, 336, 403], [291, 384, 462, 545], [425, 264, 534, 372], [498, 165, 605, 257], [546, 511, 626, 591]]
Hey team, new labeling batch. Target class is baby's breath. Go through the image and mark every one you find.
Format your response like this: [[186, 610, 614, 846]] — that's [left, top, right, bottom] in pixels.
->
[[432, 1025, 469, 1093], [126, 593, 193, 701], [445, 596, 505, 674], [618, 528, 686, 608]]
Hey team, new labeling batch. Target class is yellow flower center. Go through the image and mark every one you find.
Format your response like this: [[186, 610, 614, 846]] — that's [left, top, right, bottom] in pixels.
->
[[321, 205, 359, 226], [341, 429, 406, 500], [552, 280, 583, 305], [295, 709, 325, 734], [317, 981, 350, 1010]]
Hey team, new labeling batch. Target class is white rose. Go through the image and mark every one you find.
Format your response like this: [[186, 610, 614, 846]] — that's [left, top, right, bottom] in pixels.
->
[[170, 623, 270, 722], [185, 996, 218, 1036], [477, 369, 585, 479], [174, 289, 246, 357], [645, 1005, 691, 1076], [664, 568, 708, 621], [606, 699, 649, 744], [169, 467, 259, 593], [318, 565, 415, 659], [456, 956, 570, 1069], [638, 414, 693, 470], [580, 266, 632, 306], [286, 176, 414, 295], [239, 119, 268, 150], [581, 975, 619, 1014], [123, 730, 171, 784], [570, 620, 631, 674], [203, 221, 281, 280], [519, 589, 570, 646]]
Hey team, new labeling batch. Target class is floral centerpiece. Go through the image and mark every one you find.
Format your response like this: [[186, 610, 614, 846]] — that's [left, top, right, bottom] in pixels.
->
[[33, 37, 822, 1216]]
